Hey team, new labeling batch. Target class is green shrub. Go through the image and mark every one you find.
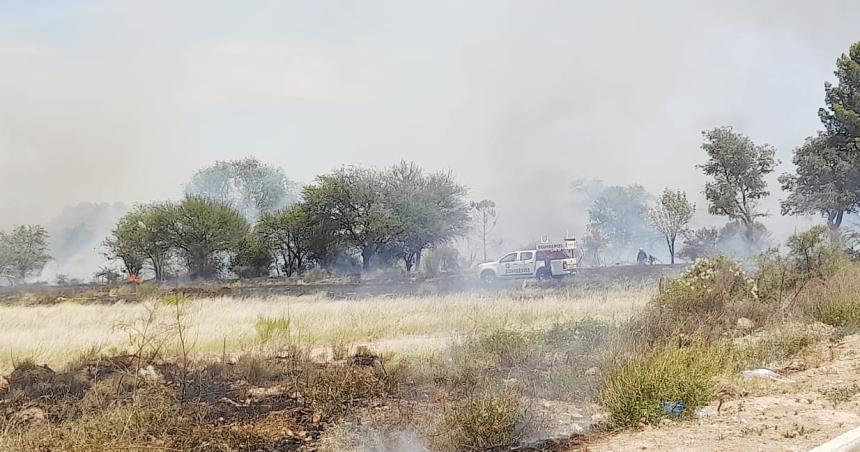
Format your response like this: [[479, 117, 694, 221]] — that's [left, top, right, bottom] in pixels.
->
[[653, 256, 756, 315], [255, 315, 293, 344], [436, 391, 525, 451], [755, 227, 850, 304], [785, 225, 845, 278], [160, 293, 189, 306], [600, 341, 734, 428], [741, 331, 812, 367], [821, 383, 860, 405], [813, 296, 860, 327], [472, 330, 531, 368]]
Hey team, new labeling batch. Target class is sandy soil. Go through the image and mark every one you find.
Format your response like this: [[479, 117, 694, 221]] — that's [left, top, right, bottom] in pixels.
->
[[589, 334, 860, 452]]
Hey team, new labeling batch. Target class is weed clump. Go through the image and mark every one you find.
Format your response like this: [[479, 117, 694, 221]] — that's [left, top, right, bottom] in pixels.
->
[[435, 391, 526, 451], [741, 330, 813, 367], [812, 295, 860, 327], [600, 341, 734, 428], [654, 256, 756, 315]]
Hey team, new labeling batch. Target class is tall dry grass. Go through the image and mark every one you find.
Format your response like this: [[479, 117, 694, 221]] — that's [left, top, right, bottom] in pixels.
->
[[0, 286, 652, 372]]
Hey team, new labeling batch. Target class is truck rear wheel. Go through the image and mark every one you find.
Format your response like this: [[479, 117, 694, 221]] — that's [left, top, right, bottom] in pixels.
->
[[536, 267, 551, 281]]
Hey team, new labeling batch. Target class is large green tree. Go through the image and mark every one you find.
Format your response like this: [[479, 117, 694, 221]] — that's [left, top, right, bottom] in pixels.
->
[[186, 157, 297, 222], [384, 162, 470, 271], [230, 233, 274, 278], [587, 184, 655, 260], [104, 203, 174, 280], [303, 166, 401, 270], [779, 132, 860, 229], [256, 204, 316, 276], [166, 196, 249, 278], [0, 225, 51, 284], [698, 127, 777, 240], [648, 189, 695, 264], [819, 41, 860, 151]]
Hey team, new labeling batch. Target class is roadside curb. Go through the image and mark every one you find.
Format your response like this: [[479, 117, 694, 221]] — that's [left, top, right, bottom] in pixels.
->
[[810, 426, 860, 452]]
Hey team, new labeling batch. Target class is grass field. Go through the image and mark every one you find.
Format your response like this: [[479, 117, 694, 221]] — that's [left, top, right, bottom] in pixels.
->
[[0, 285, 652, 372]]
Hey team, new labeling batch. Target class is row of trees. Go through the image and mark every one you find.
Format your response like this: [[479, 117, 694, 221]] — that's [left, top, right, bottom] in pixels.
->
[[105, 160, 473, 279], [20, 41, 860, 282], [580, 125, 777, 265], [0, 225, 51, 285], [581, 40, 860, 265]]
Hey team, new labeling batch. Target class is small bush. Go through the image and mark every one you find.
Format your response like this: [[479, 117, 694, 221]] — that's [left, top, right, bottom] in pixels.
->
[[832, 324, 860, 341], [303, 365, 392, 421], [256, 315, 293, 344], [436, 391, 525, 451], [600, 341, 734, 428], [813, 296, 860, 327], [821, 383, 860, 405], [160, 293, 189, 306], [472, 330, 531, 368], [653, 256, 756, 315], [741, 331, 812, 367]]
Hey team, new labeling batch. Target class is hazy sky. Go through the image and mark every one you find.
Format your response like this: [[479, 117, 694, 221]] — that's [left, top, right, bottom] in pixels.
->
[[2, 0, 859, 242]]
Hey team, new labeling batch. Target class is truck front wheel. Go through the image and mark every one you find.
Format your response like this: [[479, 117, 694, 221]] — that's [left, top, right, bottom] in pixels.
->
[[480, 270, 496, 284]]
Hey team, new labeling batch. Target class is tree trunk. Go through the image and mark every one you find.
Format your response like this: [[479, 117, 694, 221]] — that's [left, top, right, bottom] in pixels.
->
[[415, 249, 423, 271], [669, 237, 675, 265], [361, 247, 374, 271], [482, 231, 487, 262], [404, 254, 414, 272], [827, 211, 844, 230], [153, 260, 164, 281]]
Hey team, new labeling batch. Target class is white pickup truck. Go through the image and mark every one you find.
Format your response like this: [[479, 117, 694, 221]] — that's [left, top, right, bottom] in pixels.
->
[[477, 238, 577, 283]]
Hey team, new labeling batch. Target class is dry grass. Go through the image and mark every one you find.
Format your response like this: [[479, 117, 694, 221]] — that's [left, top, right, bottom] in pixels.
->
[[0, 286, 651, 372]]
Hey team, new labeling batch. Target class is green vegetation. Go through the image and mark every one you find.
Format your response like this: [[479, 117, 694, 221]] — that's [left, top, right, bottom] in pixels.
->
[[0, 225, 51, 285], [600, 341, 735, 428], [813, 296, 860, 327], [699, 126, 777, 243], [435, 391, 525, 451]]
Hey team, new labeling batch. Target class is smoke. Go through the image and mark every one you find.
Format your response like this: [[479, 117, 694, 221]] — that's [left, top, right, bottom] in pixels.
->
[[41, 203, 129, 281], [2, 0, 857, 270]]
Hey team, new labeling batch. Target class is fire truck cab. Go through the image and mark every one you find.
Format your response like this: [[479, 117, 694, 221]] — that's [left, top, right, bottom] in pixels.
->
[[477, 237, 577, 283]]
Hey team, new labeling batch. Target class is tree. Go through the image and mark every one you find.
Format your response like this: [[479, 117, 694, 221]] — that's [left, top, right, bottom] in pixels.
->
[[819, 41, 860, 151], [166, 196, 249, 279], [587, 184, 655, 261], [256, 204, 316, 276], [230, 234, 274, 278], [186, 157, 298, 222], [678, 227, 719, 262], [303, 167, 401, 270], [780, 132, 860, 229], [94, 267, 123, 285], [649, 189, 695, 264], [0, 225, 51, 283], [698, 126, 777, 241], [104, 203, 174, 280], [717, 220, 771, 256], [581, 223, 609, 267], [385, 162, 470, 271], [471, 200, 497, 262]]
